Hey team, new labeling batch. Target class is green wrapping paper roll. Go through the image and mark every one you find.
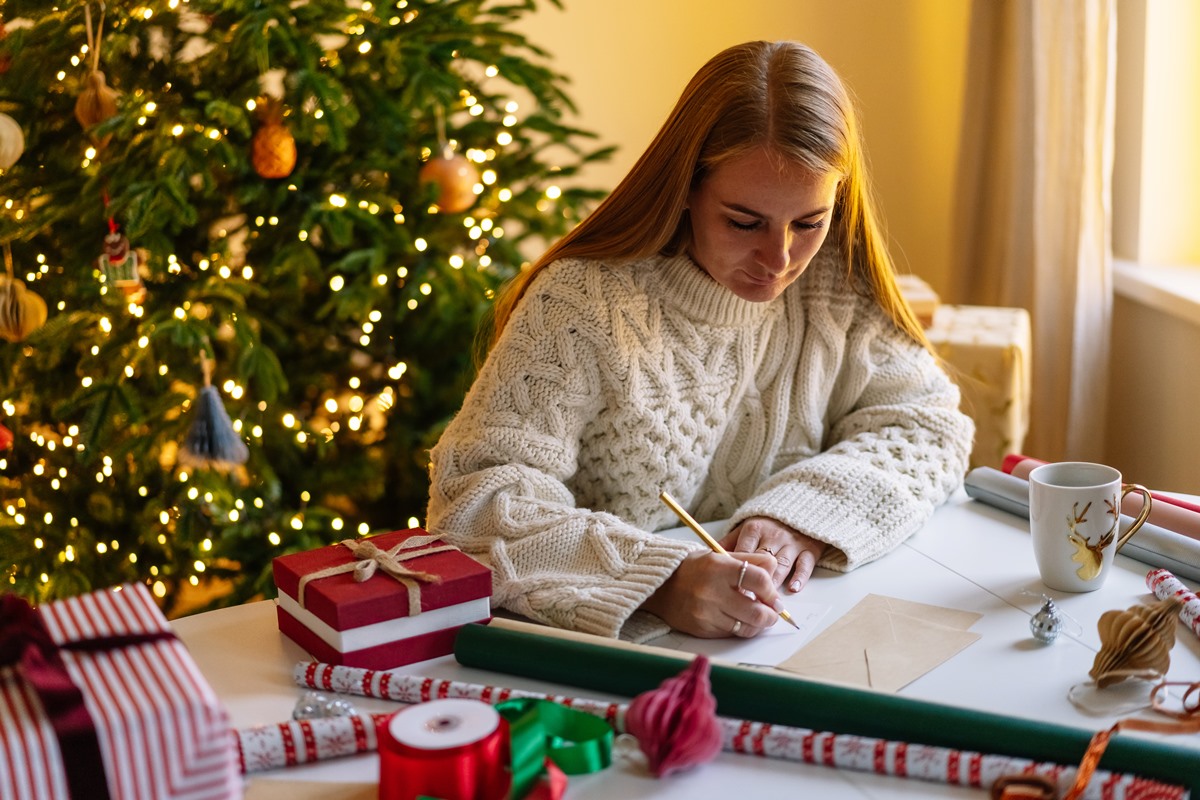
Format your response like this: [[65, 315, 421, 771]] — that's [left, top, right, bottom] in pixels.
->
[[454, 621, 1200, 794]]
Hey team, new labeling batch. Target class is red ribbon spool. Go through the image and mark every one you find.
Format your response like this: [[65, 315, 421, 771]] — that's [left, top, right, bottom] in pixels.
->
[[379, 698, 510, 800]]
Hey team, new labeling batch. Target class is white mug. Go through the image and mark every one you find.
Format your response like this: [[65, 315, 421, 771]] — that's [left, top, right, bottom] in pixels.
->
[[1028, 462, 1152, 592]]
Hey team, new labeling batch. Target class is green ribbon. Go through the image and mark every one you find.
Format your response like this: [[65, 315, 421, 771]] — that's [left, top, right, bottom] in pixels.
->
[[496, 698, 613, 798]]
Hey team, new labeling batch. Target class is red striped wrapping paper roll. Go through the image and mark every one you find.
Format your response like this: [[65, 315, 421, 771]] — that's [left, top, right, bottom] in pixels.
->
[[292, 661, 1184, 799], [237, 712, 390, 773], [1146, 568, 1200, 638]]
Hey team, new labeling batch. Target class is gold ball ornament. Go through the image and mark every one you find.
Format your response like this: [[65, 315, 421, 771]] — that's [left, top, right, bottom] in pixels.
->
[[252, 118, 297, 180], [0, 112, 24, 170], [75, 70, 120, 148], [419, 148, 479, 214], [0, 271, 48, 343]]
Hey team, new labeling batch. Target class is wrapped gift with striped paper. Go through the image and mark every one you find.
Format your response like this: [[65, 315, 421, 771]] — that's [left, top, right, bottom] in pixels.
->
[[0, 583, 240, 800]]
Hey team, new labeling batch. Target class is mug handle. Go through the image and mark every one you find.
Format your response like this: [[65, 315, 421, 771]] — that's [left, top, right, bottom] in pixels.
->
[[1115, 483, 1153, 551]]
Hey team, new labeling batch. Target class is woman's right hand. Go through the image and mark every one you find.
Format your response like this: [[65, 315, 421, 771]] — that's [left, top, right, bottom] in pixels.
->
[[641, 549, 784, 638]]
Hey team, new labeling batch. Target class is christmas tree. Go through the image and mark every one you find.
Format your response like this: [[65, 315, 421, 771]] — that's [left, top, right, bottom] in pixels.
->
[[0, 0, 611, 611]]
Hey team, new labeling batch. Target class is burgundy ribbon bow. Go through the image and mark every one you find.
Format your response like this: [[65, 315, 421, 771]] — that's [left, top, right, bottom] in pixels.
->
[[0, 593, 177, 800]]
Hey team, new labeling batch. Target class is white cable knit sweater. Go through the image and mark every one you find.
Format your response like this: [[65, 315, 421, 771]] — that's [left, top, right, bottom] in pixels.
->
[[427, 244, 974, 642]]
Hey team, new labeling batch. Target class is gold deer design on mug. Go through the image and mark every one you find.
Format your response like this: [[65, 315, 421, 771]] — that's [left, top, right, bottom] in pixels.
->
[[1064, 499, 1119, 581]]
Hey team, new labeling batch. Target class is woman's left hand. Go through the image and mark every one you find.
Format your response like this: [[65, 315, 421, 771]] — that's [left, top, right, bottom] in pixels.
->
[[722, 516, 827, 593]]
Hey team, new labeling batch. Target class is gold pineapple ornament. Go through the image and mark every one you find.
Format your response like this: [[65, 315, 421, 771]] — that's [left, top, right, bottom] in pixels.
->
[[252, 102, 297, 180]]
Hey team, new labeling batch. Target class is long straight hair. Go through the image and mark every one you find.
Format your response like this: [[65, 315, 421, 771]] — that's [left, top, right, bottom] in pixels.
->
[[486, 40, 926, 351]]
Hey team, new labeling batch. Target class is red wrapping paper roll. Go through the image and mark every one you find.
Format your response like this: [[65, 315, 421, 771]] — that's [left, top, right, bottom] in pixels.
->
[[378, 698, 509, 800], [1146, 568, 1200, 640]]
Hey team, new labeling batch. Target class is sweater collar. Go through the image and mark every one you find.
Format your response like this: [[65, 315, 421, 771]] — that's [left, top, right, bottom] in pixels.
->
[[656, 254, 780, 327]]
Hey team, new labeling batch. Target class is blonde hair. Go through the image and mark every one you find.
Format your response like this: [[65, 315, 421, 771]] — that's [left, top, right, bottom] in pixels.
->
[[486, 40, 926, 350]]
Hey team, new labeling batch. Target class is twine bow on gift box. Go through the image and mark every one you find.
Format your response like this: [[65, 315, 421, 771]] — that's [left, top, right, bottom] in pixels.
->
[[0, 593, 178, 800], [296, 534, 458, 615]]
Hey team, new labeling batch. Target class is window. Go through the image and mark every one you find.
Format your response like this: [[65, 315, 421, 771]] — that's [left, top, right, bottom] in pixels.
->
[[1112, 0, 1200, 324]]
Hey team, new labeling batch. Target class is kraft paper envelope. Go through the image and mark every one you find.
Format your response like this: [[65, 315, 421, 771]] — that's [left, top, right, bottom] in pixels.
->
[[778, 594, 982, 692]]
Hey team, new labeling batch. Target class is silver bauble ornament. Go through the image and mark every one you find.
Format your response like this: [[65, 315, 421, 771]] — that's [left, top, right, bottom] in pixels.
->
[[1030, 597, 1063, 643]]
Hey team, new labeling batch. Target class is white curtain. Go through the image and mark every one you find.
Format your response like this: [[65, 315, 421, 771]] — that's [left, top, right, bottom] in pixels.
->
[[950, 0, 1116, 463]]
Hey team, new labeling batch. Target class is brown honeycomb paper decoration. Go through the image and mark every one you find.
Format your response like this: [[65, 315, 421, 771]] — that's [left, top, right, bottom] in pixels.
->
[[0, 247, 47, 342], [1089, 597, 1181, 689]]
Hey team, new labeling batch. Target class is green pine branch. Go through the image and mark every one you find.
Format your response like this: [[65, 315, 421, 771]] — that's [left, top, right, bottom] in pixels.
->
[[0, 0, 610, 610]]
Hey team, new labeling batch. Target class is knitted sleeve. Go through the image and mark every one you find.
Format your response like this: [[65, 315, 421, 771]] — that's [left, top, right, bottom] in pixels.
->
[[426, 260, 694, 641], [726, 281, 974, 571]]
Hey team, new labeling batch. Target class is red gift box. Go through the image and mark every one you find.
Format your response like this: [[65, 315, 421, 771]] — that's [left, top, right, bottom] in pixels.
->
[[0, 583, 240, 800], [272, 528, 492, 669]]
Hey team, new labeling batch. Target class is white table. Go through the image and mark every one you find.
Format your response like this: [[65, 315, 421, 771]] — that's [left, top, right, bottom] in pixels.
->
[[171, 491, 1200, 799]]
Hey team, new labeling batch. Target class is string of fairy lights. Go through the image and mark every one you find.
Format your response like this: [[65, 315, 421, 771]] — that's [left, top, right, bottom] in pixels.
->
[[1, 0, 568, 597]]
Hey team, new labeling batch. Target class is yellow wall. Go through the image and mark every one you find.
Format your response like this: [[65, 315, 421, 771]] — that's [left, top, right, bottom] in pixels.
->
[[513, 0, 972, 294], [1107, 294, 1200, 491]]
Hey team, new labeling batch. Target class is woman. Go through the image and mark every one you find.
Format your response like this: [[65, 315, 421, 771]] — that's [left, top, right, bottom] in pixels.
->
[[426, 41, 973, 642]]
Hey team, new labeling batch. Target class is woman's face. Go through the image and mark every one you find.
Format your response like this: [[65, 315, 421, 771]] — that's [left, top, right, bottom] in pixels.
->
[[687, 148, 839, 303]]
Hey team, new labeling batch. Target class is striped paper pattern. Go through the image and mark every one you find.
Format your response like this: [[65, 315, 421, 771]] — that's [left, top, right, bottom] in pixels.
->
[[236, 712, 383, 774], [298, 662, 1188, 800], [0, 583, 240, 799]]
